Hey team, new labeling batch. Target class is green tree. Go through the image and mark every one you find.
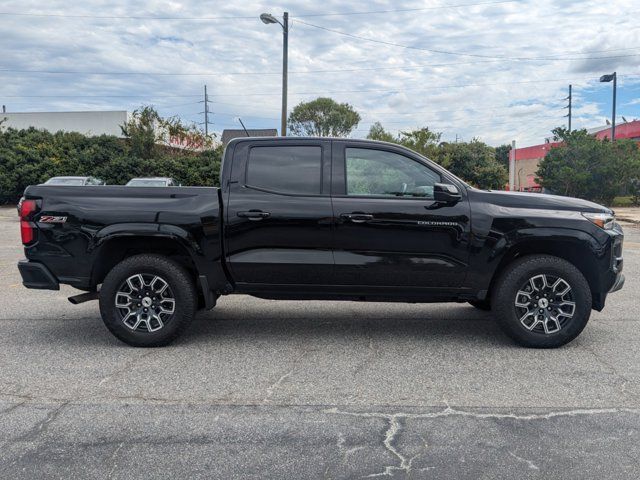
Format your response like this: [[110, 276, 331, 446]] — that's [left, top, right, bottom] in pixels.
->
[[0, 106, 223, 203], [366, 122, 396, 143], [536, 127, 640, 205], [495, 144, 511, 168], [288, 97, 361, 137], [121, 106, 213, 159], [438, 140, 507, 189], [397, 127, 441, 160], [364, 122, 507, 189]]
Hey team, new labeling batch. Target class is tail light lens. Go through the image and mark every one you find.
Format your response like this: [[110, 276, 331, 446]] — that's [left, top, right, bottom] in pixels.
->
[[20, 199, 38, 245]]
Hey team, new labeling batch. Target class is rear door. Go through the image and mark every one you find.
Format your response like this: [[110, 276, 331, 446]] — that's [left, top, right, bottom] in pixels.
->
[[224, 139, 333, 286], [331, 141, 471, 289]]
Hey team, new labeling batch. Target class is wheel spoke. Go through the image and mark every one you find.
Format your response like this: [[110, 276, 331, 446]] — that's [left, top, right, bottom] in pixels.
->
[[544, 316, 561, 334], [151, 276, 169, 295], [159, 298, 175, 315], [556, 301, 576, 318], [115, 293, 132, 309]]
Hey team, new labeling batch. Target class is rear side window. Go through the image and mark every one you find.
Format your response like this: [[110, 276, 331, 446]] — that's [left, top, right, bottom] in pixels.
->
[[247, 146, 322, 195]]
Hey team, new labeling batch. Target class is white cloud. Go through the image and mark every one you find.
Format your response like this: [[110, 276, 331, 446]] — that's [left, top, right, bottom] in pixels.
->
[[0, 0, 638, 146]]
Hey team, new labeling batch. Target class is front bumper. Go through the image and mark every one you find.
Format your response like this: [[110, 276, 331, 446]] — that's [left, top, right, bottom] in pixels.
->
[[609, 273, 625, 293], [18, 260, 60, 290]]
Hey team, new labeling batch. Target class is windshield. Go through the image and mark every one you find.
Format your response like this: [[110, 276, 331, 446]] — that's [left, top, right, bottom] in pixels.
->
[[44, 178, 86, 186], [126, 179, 168, 187]]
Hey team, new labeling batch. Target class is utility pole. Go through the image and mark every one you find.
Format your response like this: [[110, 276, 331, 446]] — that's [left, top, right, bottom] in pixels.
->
[[565, 84, 572, 132], [509, 140, 516, 191], [200, 85, 212, 136]]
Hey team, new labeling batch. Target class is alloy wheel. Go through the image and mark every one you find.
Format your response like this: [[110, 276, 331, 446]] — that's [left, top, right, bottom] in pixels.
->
[[514, 274, 576, 334], [114, 274, 176, 332]]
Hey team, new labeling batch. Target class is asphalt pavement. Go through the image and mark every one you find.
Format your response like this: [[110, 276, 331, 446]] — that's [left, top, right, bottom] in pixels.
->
[[1, 205, 639, 478]]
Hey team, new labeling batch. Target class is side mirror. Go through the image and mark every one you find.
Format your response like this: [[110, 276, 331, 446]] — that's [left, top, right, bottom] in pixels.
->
[[433, 183, 461, 204]]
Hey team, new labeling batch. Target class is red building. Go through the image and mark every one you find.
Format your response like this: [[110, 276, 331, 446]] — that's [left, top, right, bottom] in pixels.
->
[[510, 120, 640, 191]]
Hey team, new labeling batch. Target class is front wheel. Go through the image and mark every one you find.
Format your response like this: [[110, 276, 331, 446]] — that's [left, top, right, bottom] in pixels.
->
[[99, 254, 197, 347], [492, 255, 592, 348]]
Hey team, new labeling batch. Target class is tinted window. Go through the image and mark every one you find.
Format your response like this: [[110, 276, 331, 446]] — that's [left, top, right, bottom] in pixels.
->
[[345, 148, 440, 199], [247, 146, 322, 195]]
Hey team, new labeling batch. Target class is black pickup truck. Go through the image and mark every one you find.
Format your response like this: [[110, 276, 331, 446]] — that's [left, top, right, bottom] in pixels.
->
[[18, 137, 624, 348]]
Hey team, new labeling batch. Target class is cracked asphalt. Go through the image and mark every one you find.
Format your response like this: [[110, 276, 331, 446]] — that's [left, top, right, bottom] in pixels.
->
[[1, 205, 640, 478]]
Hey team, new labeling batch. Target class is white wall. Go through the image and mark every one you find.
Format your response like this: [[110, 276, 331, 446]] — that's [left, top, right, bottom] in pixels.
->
[[1, 111, 129, 137]]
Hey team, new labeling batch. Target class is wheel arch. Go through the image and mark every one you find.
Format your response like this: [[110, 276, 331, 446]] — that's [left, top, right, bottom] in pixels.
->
[[90, 229, 199, 287], [487, 230, 604, 309]]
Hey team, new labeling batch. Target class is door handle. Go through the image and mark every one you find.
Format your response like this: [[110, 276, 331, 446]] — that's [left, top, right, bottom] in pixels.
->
[[237, 210, 271, 221], [341, 213, 373, 224]]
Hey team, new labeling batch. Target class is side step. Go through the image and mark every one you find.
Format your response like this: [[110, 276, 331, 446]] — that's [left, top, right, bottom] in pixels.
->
[[68, 291, 99, 305]]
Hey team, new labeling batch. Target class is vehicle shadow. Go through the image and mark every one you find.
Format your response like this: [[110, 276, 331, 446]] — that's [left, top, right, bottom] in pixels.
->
[[181, 301, 511, 348], [23, 301, 511, 349]]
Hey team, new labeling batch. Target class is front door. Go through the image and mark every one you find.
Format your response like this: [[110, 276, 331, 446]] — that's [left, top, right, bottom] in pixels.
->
[[331, 142, 471, 289], [224, 139, 333, 286]]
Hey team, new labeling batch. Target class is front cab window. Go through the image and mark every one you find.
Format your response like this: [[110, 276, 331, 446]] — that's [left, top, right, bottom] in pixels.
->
[[345, 148, 440, 199]]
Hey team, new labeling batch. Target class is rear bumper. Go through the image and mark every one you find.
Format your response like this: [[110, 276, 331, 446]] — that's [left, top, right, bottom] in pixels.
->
[[18, 260, 60, 290]]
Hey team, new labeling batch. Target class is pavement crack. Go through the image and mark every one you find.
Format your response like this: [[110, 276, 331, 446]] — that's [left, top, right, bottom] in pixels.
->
[[98, 351, 153, 387], [326, 405, 640, 477], [107, 441, 125, 479], [15, 401, 69, 442], [509, 450, 540, 470], [362, 414, 418, 478], [262, 349, 308, 404]]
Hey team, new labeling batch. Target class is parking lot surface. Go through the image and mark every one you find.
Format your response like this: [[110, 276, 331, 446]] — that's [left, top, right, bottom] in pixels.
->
[[1, 206, 639, 478]]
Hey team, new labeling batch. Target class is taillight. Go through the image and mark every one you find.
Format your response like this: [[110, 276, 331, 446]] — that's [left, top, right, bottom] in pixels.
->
[[20, 199, 38, 245]]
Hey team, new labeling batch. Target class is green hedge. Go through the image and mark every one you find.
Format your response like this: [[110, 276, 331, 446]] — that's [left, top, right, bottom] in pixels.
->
[[0, 127, 222, 203]]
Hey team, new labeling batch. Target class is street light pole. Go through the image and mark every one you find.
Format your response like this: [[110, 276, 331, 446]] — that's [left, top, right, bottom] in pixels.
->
[[260, 11, 289, 136], [281, 12, 288, 137], [600, 72, 617, 141], [612, 72, 617, 141]]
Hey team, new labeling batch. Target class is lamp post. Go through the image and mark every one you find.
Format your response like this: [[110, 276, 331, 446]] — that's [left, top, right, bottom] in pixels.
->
[[599, 72, 617, 141], [260, 12, 289, 136]]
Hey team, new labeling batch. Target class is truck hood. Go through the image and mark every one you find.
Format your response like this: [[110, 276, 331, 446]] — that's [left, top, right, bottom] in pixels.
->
[[472, 189, 611, 214]]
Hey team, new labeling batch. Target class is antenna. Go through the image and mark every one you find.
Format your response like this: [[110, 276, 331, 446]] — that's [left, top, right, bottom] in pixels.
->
[[238, 118, 250, 137]]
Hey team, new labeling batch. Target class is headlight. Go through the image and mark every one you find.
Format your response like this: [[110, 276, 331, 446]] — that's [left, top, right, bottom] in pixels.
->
[[582, 212, 615, 230]]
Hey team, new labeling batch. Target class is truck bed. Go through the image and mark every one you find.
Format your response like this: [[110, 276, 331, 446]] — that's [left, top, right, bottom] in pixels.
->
[[20, 185, 224, 292]]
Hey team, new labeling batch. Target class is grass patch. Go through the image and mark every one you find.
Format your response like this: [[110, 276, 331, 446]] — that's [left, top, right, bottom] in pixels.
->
[[611, 196, 635, 207]]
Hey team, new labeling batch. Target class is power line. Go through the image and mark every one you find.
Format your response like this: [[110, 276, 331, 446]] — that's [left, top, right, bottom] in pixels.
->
[[0, 11, 259, 20], [297, 19, 640, 61], [294, 0, 518, 16], [0, 2, 519, 20], [2, 51, 639, 78], [3, 74, 638, 101]]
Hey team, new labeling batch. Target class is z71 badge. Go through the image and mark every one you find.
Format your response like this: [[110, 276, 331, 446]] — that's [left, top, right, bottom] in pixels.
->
[[39, 216, 67, 224]]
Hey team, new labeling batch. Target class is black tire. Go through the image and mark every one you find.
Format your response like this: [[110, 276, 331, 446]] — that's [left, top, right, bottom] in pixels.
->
[[99, 254, 197, 347], [492, 255, 592, 348], [468, 299, 491, 311]]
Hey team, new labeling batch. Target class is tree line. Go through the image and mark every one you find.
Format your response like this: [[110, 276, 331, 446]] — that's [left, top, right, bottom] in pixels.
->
[[2, 99, 639, 206], [0, 107, 222, 202]]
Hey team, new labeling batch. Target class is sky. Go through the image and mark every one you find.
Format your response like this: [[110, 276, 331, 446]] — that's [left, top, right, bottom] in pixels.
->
[[1, 0, 639, 147]]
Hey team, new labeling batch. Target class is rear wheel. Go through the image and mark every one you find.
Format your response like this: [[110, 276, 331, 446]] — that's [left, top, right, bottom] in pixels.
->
[[99, 254, 197, 347], [492, 255, 592, 348]]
